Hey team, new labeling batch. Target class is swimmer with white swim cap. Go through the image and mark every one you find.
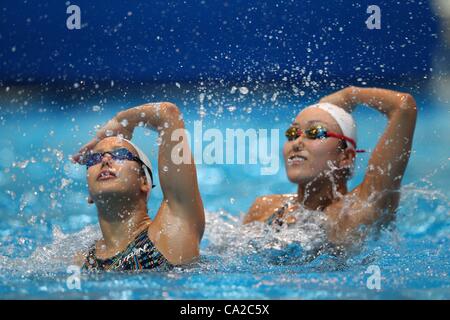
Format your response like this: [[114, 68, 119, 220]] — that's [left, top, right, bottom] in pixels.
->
[[72, 102, 204, 271], [244, 86, 417, 249]]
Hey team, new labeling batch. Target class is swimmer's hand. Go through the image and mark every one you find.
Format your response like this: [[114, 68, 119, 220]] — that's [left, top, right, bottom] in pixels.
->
[[71, 116, 134, 164]]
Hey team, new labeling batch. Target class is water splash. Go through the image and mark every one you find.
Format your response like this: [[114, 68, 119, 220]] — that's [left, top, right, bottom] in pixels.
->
[[0, 225, 100, 276]]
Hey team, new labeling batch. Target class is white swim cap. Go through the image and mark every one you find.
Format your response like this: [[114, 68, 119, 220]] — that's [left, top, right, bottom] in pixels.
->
[[301, 102, 358, 152], [122, 138, 155, 189]]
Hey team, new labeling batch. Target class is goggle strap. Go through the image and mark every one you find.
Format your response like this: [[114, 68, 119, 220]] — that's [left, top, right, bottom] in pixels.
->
[[142, 164, 156, 189], [325, 132, 357, 149], [291, 127, 366, 153]]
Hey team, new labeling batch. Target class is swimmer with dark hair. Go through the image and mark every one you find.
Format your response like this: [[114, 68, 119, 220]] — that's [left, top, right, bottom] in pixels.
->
[[244, 87, 417, 250], [72, 102, 204, 271]]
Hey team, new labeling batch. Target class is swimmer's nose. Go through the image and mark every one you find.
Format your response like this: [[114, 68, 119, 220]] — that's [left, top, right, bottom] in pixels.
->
[[101, 153, 113, 166], [292, 136, 305, 151]]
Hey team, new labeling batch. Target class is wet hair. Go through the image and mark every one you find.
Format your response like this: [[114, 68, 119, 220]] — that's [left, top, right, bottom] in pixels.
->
[[337, 139, 353, 180], [338, 139, 348, 152]]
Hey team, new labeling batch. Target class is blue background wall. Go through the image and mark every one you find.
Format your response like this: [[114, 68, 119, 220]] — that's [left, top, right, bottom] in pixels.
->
[[0, 0, 441, 83]]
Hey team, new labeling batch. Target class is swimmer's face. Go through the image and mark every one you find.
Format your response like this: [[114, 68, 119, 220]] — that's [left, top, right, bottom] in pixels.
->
[[283, 108, 354, 184], [86, 137, 150, 203]]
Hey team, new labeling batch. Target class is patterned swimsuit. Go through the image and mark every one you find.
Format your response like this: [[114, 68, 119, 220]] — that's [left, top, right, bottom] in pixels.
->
[[82, 228, 172, 271]]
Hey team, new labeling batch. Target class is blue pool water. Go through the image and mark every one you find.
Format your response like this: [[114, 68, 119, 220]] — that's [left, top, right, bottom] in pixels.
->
[[0, 85, 449, 299]]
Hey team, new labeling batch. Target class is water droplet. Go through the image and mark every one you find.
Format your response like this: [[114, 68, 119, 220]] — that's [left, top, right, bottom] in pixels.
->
[[239, 87, 249, 95], [15, 160, 29, 169], [227, 105, 237, 112], [120, 119, 128, 127], [60, 178, 71, 190], [271, 92, 278, 102], [6, 190, 16, 200], [199, 93, 205, 104], [92, 105, 101, 112], [53, 149, 64, 162], [198, 107, 206, 118], [105, 130, 114, 137], [163, 166, 168, 172]]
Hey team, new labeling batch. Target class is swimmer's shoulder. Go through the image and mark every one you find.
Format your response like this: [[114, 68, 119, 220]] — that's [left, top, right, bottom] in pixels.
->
[[243, 194, 297, 224]]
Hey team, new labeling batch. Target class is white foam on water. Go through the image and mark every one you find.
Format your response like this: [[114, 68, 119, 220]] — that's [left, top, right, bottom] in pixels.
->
[[0, 224, 101, 276], [201, 208, 331, 270]]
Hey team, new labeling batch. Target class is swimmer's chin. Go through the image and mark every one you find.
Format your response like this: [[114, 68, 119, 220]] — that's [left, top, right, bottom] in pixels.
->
[[285, 171, 316, 185], [88, 187, 131, 203]]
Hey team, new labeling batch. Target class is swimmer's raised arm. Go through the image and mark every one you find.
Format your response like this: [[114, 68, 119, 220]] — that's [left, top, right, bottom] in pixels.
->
[[116, 102, 204, 263], [320, 87, 417, 228]]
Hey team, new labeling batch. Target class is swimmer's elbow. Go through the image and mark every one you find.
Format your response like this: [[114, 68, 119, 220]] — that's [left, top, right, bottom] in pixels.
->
[[161, 102, 181, 116], [398, 94, 417, 117]]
